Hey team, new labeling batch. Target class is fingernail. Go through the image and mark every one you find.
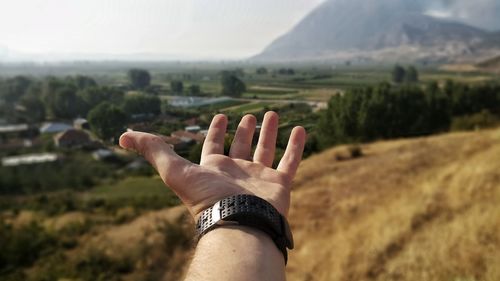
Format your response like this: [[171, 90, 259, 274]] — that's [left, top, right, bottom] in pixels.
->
[[119, 134, 136, 152]]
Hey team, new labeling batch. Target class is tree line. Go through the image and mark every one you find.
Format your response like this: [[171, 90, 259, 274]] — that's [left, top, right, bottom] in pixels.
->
[[318, 81, 500, 147], [0, 74, 162, 140]]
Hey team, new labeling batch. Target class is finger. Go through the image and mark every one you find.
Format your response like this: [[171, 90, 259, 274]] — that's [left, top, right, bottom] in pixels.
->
[[277, 126, 306, 178], [119, 132, 193, 188], [229, 114, 257, 160], [253, 111, 279, 167], [201, 114, 228, 163]]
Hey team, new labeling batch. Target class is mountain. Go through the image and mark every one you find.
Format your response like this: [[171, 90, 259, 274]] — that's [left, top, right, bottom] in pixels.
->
[[252, 0, 500, 63]]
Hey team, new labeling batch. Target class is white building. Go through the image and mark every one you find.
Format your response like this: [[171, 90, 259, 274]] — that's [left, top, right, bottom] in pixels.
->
[[40, 122, 73, 134], [2, 153, 59, 167]]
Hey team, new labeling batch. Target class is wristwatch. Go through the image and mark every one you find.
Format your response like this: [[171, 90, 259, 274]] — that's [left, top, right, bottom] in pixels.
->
[[195, 194, 294, 264]]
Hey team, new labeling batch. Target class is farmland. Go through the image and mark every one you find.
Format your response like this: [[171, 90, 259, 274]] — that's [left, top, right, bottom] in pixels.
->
[[1, 62, 499, 280]]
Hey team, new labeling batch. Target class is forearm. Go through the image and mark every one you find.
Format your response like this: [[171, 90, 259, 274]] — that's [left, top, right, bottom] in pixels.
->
[[185, 225, 286, 281]]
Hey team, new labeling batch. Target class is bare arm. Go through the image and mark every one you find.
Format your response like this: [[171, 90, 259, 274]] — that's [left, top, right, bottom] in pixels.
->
[[186, 226, 285, 281], [119, 112, 306, 281]]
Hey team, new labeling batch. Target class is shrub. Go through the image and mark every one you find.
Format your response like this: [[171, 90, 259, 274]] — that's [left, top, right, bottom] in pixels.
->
[[451, 110, 499, 131], [349, 145, 363, 158], [0, 221, 57, 274]]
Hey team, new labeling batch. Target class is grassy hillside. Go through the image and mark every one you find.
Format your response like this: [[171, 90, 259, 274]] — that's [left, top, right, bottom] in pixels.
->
[[6, 129, 499, 280], [287, 128, 500, 281]]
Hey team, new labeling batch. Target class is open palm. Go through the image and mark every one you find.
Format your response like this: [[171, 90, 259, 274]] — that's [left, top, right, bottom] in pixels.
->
[[119, 112, 306, 219]]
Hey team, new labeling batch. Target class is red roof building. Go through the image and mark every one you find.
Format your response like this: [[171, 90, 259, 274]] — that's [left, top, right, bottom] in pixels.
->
[[54, 129, 91, 148], [171, 130, 205, 143]]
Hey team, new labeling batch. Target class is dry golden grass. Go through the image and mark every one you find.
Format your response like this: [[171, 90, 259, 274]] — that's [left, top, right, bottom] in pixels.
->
[[287, 128, 500, 281], [439, 64, 479, 72], [24, 129, 498, 280]]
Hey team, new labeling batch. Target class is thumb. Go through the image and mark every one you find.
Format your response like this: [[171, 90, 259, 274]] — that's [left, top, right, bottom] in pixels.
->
[[119, 131, 193, 189]]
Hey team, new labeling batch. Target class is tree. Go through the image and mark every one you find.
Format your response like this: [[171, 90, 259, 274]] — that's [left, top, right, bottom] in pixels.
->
[[392, 65, 406, 84], [51, 87, 87, 119], [406, 66, 419, 83], [0, 76, 32, 104], [170, 81, 184, 94], [77, 87, 124, 110], [256, 67, 268, 75], [121, 94, 161, 116], [221, 72, 246, 97], [127, 69, 151, 90], [427, 82, 451, 132], [188, 84, 201, 95], [278, 68, 295, 75], [87, 102, 127, 141], [69, 75, 97, 90], [19, 95, 46, 123], [233, 68, 245, 77]]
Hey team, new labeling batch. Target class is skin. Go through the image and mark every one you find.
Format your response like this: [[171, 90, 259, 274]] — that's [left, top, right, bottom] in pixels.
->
[[119, 111, 306, 281]]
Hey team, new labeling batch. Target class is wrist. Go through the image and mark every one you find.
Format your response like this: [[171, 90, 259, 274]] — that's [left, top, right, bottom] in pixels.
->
[[186, 225, 286, 281], [200, 225, 285, 263], [195, 194, 294, 264]]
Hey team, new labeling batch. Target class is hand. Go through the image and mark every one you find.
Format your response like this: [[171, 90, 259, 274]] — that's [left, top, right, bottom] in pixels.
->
[[119, 112, 306, 219]]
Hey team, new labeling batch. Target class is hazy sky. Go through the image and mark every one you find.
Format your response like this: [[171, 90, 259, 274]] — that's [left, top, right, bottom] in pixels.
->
[[1, 0, 498, 61], [0, 0, 325, 60]]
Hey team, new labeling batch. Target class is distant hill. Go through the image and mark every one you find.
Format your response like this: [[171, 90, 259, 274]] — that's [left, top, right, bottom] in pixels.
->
[[477, 55, 500, 72], [252, 0, 500, 63]]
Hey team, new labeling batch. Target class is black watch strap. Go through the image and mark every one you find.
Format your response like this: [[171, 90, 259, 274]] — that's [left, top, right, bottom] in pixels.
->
[[195, 194, 294, 264]]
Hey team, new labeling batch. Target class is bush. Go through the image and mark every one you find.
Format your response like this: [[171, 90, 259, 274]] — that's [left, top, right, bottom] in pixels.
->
[[29, 248, 132, 281], [0, 221, 57, 274], [349, 145, 363, 158], [0, 153, 116, 195], [158, 219, 193, 255], [451, 110, 499, 131]]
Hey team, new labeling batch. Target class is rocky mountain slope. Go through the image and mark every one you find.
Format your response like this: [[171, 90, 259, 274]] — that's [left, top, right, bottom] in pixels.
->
[[252, 0, 500, 63]]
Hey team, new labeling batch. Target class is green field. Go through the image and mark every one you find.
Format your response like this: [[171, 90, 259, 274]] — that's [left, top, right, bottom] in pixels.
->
[[197, 99, 248, 111], [90, 176, 171, 199], [225, 102, 277, 114]]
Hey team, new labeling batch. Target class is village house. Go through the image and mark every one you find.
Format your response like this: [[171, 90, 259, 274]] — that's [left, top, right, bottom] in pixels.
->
[[158, 135, 191, 151], [92, 149, 115, 161], [0, 123, 41, 150], [126, 158, 149, 171], [40, 122, 73, 134], [126, 122, 155, 133], [53, 129, 91, 148], [183, 117, 198, 127], [0, 123, 29, 135], [199, 129, 209, 137], [2, 153, 59, 167], [0, 138, 43, 151], [0, 123, 38, 139], [73, 118, 90, 130], [169, 96, 231, 108], [171, 130, 205, 143], [185, 125, 201, 133]]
